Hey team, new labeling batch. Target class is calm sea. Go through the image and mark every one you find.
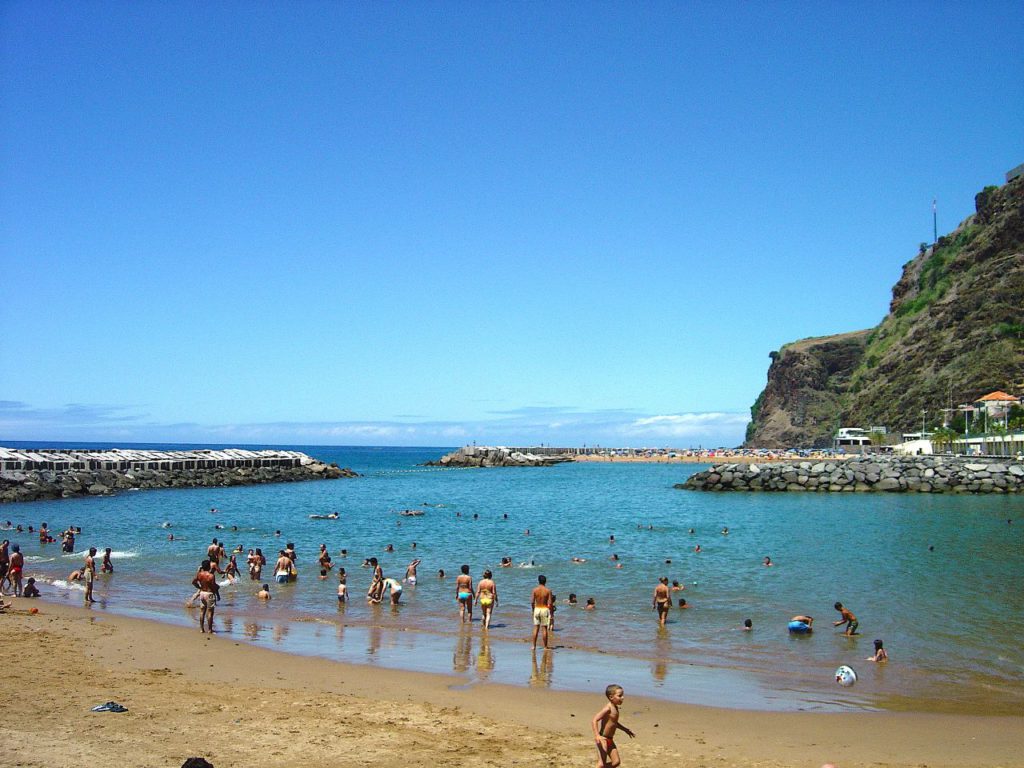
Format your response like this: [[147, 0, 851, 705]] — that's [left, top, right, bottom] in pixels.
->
[[6, 442, 1023, 714]]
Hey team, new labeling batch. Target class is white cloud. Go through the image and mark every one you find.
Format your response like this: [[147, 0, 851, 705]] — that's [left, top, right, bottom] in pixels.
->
[[621, 412, 749, 439]]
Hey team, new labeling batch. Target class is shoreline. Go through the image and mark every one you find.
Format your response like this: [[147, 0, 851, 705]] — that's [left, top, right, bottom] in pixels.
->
[[6, 598, 1022, 767]]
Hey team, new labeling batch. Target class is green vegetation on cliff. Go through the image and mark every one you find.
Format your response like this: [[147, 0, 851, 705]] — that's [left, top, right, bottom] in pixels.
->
[[745, 176, 1024, 448]]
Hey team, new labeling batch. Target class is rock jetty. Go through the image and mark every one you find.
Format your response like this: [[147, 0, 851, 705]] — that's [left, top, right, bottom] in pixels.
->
[[426, 446, 573, 468], [0, 447, 357, 503], [678, 455, 1024, 494]]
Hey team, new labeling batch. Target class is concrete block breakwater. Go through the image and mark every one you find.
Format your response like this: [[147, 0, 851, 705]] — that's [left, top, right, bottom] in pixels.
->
[[678, 456, 1024, 494], [0, 447, 357, 503]]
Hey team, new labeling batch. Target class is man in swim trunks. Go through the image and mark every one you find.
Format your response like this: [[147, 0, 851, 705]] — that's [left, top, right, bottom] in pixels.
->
[[652, 577, 671, 626], [8, 543, 24, 597], [207, 538, 220, 566], [455, 564, 473, 623], [475, 569, 497, 629], [833, 602, 859, 635], [83, 546, 98, 603], [192, 561, 218, 633], [101, 547, 114, 573], [404, 558, 421, 585], [274, 551, 293, 584], [531, 574, 553, 650]]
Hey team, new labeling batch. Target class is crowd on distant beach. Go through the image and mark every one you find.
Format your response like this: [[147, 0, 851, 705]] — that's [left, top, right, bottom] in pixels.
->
[[574, 447, 851, 463]]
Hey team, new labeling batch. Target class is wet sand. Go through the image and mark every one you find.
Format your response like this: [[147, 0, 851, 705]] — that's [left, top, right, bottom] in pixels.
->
[[5, 599, 1022, 768]]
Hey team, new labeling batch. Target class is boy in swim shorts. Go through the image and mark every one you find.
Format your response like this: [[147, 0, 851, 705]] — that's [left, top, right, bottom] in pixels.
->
[[833, 602, 858, 635], [592, 684, 635, 768]]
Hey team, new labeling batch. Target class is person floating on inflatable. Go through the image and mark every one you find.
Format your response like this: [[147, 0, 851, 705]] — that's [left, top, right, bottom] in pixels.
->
[[788, 614, 814, 633]]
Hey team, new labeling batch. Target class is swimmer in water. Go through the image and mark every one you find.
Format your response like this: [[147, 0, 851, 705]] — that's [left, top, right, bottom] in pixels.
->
[[652, 577, 671, 626], [763, 556, 772, 566], [337, 570, 347, 602], [404, 558, 421, 585], [867, 638, 888, 662]]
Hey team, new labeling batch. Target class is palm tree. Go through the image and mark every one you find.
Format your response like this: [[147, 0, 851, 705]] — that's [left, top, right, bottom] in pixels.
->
[[930, 427, 957, 455]]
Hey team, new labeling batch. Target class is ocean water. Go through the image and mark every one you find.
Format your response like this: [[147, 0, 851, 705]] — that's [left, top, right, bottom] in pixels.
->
[[5, 442, 1023, 714]]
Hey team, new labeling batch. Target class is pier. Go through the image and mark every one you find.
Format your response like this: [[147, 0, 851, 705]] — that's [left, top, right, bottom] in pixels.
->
[[0, 447, 355, 503], [0, 447, 313, 473]]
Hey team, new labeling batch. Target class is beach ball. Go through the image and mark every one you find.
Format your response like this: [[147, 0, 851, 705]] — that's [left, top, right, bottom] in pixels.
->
[[835, 665, 857, 687]]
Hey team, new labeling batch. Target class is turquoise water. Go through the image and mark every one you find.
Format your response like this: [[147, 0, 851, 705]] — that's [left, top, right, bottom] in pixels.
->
[[6, 443, 1023, 713]]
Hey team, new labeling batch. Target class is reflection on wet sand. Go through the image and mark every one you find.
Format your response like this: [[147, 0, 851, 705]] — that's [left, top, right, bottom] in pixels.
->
[[529, 648, 553, 688], [244, 621, 263, 640], [453, 629, 472, 673], [652, 625, 670, 683], [273, 622, 289, 643], [367, 624, 381, 657], [476, 634, 494, 679]]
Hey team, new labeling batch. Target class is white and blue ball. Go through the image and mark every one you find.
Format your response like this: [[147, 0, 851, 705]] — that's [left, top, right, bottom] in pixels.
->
[[834, 665, 857, 687]]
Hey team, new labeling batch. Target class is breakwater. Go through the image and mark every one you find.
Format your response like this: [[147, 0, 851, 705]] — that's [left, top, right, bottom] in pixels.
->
[[0, 447, 357, 503], [678, 455, 1024, 493], [425, 446, 573, 467]]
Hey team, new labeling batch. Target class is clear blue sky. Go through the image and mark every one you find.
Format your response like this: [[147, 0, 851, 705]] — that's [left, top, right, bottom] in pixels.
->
[[2, 2, 1022, 448]]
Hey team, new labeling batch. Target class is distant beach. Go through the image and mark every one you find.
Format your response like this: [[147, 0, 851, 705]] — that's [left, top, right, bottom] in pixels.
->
[[573, 449, 844, 464]]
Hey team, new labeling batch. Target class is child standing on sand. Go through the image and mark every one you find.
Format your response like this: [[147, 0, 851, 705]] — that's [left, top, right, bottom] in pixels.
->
[[592, 684, 635, 768]]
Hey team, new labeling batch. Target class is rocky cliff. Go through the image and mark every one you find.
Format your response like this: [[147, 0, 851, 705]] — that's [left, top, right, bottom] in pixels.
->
[[745, 176, 1024, 448]]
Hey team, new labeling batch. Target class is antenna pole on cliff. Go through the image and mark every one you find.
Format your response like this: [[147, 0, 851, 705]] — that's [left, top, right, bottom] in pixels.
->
[[933, 198, 937, 244]]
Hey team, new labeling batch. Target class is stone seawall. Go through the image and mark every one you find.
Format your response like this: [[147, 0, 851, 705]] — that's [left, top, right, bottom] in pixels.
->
[[425, 446, 574, 468], [677, 456, 1024, 494], [1, 456, 358, 504]]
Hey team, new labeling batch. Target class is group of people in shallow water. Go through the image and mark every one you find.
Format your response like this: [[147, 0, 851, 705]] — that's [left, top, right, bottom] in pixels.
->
[[1, 522, 115, 607]]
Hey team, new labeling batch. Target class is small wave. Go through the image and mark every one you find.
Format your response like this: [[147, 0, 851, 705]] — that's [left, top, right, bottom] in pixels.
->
[[25, 555, 57, 563], [68, 549, 139, 559], [48, 578, 86, 592]]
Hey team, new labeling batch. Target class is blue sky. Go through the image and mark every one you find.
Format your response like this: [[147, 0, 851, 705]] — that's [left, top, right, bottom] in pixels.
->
[[1, 2, 1021, 448]]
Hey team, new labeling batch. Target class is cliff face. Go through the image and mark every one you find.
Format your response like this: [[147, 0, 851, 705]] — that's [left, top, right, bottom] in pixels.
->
[[745, 176, 1024, 448], [744, 330, 871, 448]]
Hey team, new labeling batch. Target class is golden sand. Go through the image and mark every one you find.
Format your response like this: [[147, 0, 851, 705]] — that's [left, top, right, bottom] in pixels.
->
[[4, 600, 1022, 767]]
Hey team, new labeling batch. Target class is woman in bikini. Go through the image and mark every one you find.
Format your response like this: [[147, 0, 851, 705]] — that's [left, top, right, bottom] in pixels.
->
[[455, 564, 474, 624], [475, 569, 497, 629]]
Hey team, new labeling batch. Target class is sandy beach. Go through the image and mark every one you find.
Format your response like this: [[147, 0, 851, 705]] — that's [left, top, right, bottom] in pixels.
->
[[5, 599, 1022, 768]]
